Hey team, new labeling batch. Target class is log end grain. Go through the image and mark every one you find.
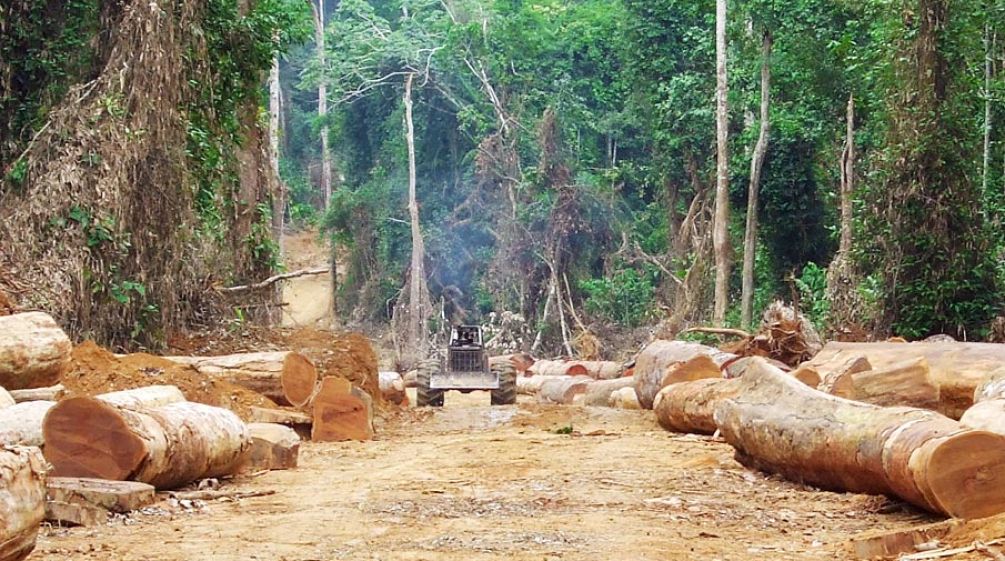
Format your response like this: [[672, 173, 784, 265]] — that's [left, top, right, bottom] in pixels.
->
[[43, 397, 147, 481], [281, 353, 319, 408], [922, 430, 1005, 519]]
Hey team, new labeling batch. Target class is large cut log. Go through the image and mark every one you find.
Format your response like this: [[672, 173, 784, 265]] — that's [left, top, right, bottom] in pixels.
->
[[609, 387, 641, 409], [516, 375, 570, 395], [538, 376, 593, 405], [723, 356, 791, 379], [165, 351, 318, 406], [653, 378, 741, 435], [816, 355, 870, 398], [581, 377, 636, 407], [713, 358, 1005, 519], [310, 377, 373, 442], [0, 312, 72, 390], [811, 341, 1005, 418], [43, 398, 250, 489], [0, 401, 54, 447], [241, 423, 300, 471], [850, 357, 940, 409], [0, 447, 47, 561], [9, 385, 63, 403], [960, 399, 1005, 437], [633, 340, 735, 409], [378, 372, 406, 405], [565, 361, 623, 380], [46, 477, 155, 513]]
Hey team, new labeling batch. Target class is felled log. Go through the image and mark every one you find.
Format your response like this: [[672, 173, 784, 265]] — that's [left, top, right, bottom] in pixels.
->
[[960, 399, 1005, 437], [0, 401, 55, 447], [0, 447, 47, 561], [96, 385, 186, 409], [581, 377, 636, 407], [632, 340, 735, 409], [850, 357, 940, 409], [714, 358, 1005, 519], [310, 377, 373, 442], [248, 406, 311, 426], [974, 367, 1005, 403], [653, 378, 741, 434], [816, 355, 870, 398], [516, 375, 569, 395], [810, 341, 1005, 419], [566, 361, 623, 380], [723, 356, 791, 379], [242, 423, 300, 471], [661, 355, 721, 387], [0, 312, 72, 390], [378, 372, 406, 405], [609, 387, 641, 409], [43, 398, 250, 489], [787, 364, 822, 387], [490, 353, 535, 375], [165, 351, 318, 406], [538, 376, 593, 405], [9, 385, 64, 403], [46, 477, 155, 513]]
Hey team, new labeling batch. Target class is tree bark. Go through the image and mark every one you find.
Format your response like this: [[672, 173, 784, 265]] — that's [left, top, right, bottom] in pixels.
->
[[654, 377, 741, 435], [97, 385, 186, 409], [712, 0, 731, 325], [581, 377, 635, 407], [43, 398, 250, 490], [0, 447, 47, 561], [0, 401, 54, 447], [312, 0, 332, 209], [740, 30, 772, 329], [165, 351, 318, 406], [713, 358, 1005, 519], [632, 340, 735, 409], [0, 312, 72, 390], [839, 94, 855, 255], [269, 37, 284, 253]]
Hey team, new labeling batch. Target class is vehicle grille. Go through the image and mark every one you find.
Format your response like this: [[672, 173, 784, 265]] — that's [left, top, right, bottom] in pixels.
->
[[449, 350, 484, 373]]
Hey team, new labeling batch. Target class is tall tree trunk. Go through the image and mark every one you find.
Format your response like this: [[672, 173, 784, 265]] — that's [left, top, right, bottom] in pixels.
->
[[712, 0, 731, 326], [405, 73, 427, 365], [985, 22, 993, 195], [269, 42, 283, 245], [313, 0, 332, 210], [840, 94, 855, 255], [740, 30, 772, 329]]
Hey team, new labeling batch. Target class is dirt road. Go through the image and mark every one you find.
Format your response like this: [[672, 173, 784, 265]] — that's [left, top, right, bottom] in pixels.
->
[[34, 393, 932, 561]]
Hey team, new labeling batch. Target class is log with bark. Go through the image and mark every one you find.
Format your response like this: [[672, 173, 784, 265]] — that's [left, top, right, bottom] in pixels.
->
[[9, 385, 64, 403], [241, 423, 300, 471], [713, 358, 1005, 519], [609, 387, 641, 409], [974, 367, 1005, 403], [538, 376, 593, 405], [959, 399, 1005, 437], [581, 377, 636, 407], [810, 341, 1005, 419], [632, 340, 735, 409], [0, 312, 72, 390], [43, 398, 250, 489], [661, 355, 721, 387], [165, 351, 318, 406], [816, 354, 870, 398], [490, 353, 536, 375], [96, 385, 186, 409], [378, 371, 406, 405], [0, 447, 47, 561], [653, 378, 741, 435], [0, 401, 54, 447], [310, 377, 373, 442], [516, 375, 570, 395]]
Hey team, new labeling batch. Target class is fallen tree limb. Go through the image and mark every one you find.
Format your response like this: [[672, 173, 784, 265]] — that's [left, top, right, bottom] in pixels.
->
[[714, 358, 1005, 519], [216, 267, 330, 294]]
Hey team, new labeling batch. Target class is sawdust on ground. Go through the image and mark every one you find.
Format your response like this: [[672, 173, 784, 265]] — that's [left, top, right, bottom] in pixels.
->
[[34, 394, 939, 561], [61, 341, 276, 419]]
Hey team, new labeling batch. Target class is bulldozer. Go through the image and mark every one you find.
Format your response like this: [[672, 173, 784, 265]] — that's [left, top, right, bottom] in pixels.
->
[[415, 325, 516, 407]]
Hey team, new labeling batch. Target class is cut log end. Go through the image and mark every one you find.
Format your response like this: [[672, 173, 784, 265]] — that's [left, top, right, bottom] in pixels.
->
[[281, 353, 318, 408], [923, 430, 1005, 519], [43, 397, 147, 481]]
